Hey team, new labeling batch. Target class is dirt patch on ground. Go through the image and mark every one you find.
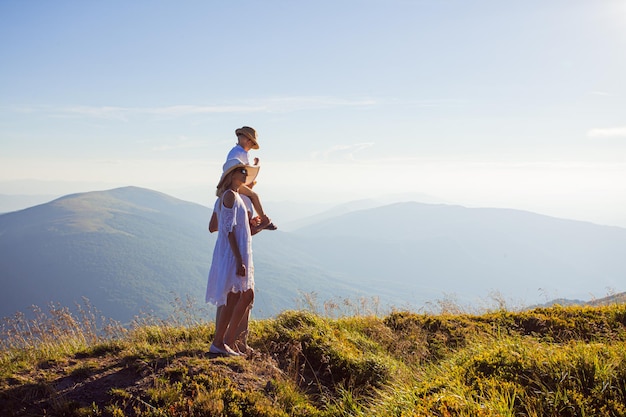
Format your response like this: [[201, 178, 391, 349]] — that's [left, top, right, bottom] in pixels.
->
[[1, 349, 285, 416]]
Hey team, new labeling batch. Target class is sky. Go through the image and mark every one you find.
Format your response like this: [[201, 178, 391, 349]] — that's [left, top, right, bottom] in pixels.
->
[[1, 0, 625, 227]]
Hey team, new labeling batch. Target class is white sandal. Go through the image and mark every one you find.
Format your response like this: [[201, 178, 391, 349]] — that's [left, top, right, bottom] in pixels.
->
[[209, 343, 241, 356]]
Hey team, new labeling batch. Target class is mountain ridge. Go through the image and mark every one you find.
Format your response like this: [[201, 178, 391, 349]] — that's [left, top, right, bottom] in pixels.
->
[[0, 187, 215, 322], [1, 186, 624, 323], [290, 201, 625, 302]]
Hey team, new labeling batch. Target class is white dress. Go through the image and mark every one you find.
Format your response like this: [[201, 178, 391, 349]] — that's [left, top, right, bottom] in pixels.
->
[[206, 190, 254, 307]]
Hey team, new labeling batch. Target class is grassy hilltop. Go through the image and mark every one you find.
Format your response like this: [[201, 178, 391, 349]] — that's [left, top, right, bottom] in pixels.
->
[[1, 300, 626, 417]]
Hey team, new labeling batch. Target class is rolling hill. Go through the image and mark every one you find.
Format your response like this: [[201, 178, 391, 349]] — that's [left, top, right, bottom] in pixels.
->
[[0, 187, 217, 322], [291, 202, 626, 305], [0, 187, 352, 322], [1, 187, 624, 324]]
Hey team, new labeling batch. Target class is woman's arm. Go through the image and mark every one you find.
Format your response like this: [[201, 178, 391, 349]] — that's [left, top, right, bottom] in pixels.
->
[[208, 212, 218, 233]]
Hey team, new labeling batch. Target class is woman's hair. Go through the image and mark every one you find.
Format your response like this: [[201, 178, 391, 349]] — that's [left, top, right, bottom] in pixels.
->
[[216, 172, 233, 197]]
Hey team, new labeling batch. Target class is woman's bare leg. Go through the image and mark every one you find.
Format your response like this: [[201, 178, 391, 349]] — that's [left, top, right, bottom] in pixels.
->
[[224, 289, 254, 347], [213, 292, 240, 349]]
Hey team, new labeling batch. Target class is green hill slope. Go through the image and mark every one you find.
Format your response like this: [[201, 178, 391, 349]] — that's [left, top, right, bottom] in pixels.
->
[[0, 187, 350, 322], [0, 187, 215, 322], [1, 304, 625, 416]]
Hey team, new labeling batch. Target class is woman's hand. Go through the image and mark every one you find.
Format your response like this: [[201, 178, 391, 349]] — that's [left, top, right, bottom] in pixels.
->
[[237, 263, 246, 277], [250, 216, 261, 227], [250, 216, 263, 235]]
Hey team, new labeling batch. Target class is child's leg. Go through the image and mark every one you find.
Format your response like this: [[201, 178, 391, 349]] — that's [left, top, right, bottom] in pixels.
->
[[239, 185, 277, 230], [239, 185, 265, 217]]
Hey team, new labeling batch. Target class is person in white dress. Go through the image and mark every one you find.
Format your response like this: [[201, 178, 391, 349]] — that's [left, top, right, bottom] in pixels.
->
[[208, 191, 261, 354], [206, 158, 260, 356]]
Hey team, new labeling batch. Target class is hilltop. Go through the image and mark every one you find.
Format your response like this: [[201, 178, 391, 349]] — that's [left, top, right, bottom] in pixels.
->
[[1, 303, 626, 416], [0, 186, 215, 322]]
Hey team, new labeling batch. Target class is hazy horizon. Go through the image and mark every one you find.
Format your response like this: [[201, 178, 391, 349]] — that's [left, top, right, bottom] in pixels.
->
[[1, 179, 625, 230], [2, 1, 625, 227]]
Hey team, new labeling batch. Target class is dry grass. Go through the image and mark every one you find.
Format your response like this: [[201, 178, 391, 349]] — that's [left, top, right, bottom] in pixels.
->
[[1, 296, 625, 416]]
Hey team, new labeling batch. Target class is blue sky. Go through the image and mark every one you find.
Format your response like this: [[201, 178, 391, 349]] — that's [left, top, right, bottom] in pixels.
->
[[1, 1, 625, 226]]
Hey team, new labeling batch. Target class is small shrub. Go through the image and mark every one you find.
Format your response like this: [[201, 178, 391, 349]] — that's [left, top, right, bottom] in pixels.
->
[[258, 310, 393, 402]]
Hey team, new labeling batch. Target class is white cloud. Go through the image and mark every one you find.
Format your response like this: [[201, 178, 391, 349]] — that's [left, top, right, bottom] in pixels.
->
[[262, 96, 377, 112], [587, 126, 626, 138], [57, 104, 265, 120], [17, 97, 378, 120], [311, 143, 375, 162], [151, 136, 209, 152]]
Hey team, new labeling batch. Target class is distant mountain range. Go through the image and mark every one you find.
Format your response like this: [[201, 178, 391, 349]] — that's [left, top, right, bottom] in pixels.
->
[[290, 202, 626, 306], [1, 186, 624, 323]]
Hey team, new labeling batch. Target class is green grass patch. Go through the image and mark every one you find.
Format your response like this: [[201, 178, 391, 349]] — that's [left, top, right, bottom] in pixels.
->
[[2, 302, 626, 416]]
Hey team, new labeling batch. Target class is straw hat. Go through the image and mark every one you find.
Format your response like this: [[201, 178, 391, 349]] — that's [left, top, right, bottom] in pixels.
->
[[235, 126, 259, 150], [217, 158, 260, 189]]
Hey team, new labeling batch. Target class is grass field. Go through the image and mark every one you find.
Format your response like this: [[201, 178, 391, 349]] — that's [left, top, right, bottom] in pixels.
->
[[1, 297, 625, 416]]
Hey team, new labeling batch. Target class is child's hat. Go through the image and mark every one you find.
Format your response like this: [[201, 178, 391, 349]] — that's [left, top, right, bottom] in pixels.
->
[[235, 126, 259, 150]]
